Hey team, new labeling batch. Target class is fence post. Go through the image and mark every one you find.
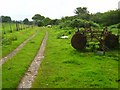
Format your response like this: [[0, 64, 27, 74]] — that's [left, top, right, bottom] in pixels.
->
[[16, 21, 19, 31]]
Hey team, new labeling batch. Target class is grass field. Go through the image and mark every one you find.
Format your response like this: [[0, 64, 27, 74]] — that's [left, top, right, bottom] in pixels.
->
[[1, 25, 119, 88], [1, 26, 37, 58], [32, 27, 119, 88], [2, 27, 46, 88]]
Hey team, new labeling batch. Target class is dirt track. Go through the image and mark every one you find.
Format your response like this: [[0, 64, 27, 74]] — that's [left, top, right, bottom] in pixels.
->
[[17, 31, 48, 89]]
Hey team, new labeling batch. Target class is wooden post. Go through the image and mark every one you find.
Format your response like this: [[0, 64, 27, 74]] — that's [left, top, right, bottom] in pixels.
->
[[16, 21, 18, 31], [2, 23, 6, 34], [9, 22, 12, 33]]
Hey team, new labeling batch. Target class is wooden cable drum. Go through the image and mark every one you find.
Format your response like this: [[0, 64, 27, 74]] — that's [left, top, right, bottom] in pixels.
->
[[104, 34, 119, 49], [71, 32, 87, 51]]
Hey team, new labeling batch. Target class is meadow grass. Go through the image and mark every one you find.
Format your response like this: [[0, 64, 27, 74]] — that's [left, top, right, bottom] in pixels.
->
[[32, 27, 119, 88], [2, 27, 46, 88], [1, 27, 37, 58]]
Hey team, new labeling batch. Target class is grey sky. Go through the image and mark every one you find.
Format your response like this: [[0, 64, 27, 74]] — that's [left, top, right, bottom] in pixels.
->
[[0, 0, 119, 21]]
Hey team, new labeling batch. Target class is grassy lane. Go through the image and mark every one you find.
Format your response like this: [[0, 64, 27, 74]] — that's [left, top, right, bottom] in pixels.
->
[[2, 27, 37, 58], [2, 27, 46, 88], [32, 28, 119, 88]]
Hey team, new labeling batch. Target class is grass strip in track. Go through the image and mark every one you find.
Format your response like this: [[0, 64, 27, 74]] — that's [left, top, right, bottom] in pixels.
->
[[32, 28, 119, 88], [2, 27, 46, 88], [2, 27, 37, 58]]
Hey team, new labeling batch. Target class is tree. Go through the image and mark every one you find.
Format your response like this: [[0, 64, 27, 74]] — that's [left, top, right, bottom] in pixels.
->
[[43, 17, 51, 26], [90, 9, 120, 26], [23, 18, 29, 25], [37, 20, 44, 27], [101, 10, 120, 26], [74, 7, 90, 20], [50, 19, 60, 25], [32, 14, 45, 26], [70, 19, 85, 29], [117, 23, 120, 29], [90, 12, 103, 24], [32, 14, 45, 21], [1, 16, 11, 22], [74, 7, 89, 15]]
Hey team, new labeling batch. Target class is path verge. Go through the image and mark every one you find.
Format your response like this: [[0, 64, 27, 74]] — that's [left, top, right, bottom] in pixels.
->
[[0, 31, 37, 65]]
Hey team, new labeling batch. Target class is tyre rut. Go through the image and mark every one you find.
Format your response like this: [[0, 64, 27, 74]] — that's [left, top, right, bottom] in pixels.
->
[[17, 31, 48, 89], [0, 31, 38, 65]]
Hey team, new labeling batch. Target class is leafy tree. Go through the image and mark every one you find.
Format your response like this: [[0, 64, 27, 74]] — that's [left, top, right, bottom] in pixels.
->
[[1, 16, 11, 22], [101, 10, 120, 26], [50, 19, 60, 25], [90, 9, 120, 26], [32, 14, 45, 26], [43, 17, 51, 26], [74, 7, 89, 15], [23, 18, 29, 25], [32, 14, 45, 21], [37, 20, 44, 27], [59, 20, 72, 29], [74, 7, 90, 20], [70, 19, 84, 29], [90, 12, 103, 24], [117, 23, 120, 29]]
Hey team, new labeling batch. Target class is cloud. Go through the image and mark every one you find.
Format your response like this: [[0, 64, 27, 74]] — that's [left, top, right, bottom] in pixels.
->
[[0, 0, 119, 20]]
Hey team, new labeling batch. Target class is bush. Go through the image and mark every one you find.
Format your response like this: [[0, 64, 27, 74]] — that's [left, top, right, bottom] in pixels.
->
[[59, 20, 72, 29], [89, 21, 100, 27], [117, 23, 120, 29], [2, 35, 17, 45], [2, 38, 12, 45], [59, 18, 100, 30], [10, 36, 17, 41], [9, 30, 13, 33], [70, 19, 85, 28]]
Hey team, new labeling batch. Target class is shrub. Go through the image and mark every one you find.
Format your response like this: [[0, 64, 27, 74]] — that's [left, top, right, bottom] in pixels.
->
[[2, 35, 17, 45], [10, 36, 17, 41], [59, 19, 100, 30], [117, 23, 120, 29], [2, 38, 12, 45]]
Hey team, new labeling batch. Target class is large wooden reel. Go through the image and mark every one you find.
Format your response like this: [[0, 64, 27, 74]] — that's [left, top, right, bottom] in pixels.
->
[[71, 32, 87, 51]]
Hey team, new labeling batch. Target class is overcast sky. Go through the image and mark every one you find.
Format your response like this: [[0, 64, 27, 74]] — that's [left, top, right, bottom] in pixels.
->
[[0, 0, 119, 21]]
